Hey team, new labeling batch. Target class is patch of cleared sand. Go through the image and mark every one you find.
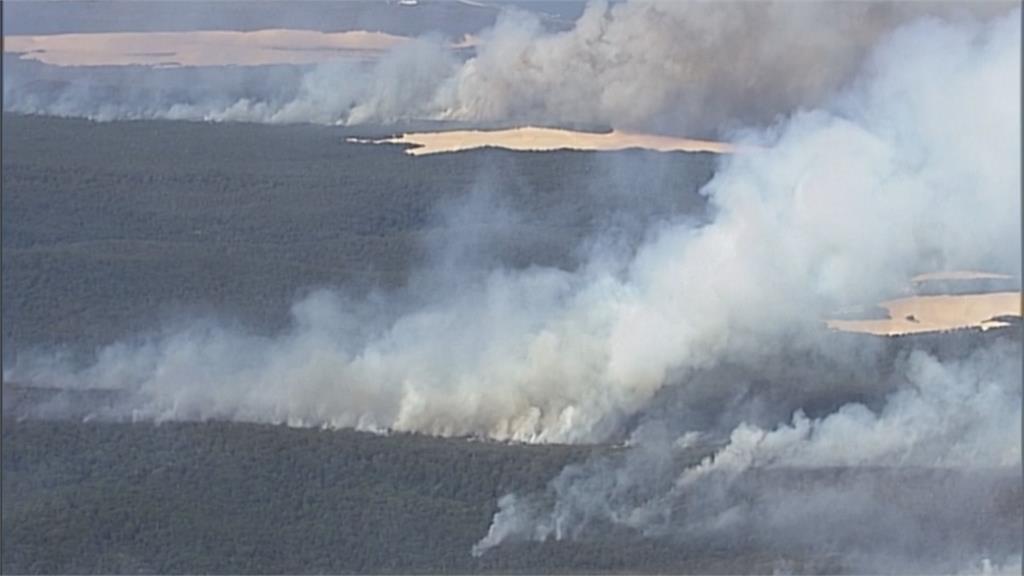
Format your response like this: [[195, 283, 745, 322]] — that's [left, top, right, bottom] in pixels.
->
[[3, 29, 410, 67], [828, 292, 1022, 336], [353, 126, 735, 156]]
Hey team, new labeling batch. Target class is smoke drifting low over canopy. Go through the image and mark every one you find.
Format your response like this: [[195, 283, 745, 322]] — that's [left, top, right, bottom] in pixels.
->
[[4, 2, 1021, 572], [10, 6, 1021, 438], [3, 1, 1017, 135]]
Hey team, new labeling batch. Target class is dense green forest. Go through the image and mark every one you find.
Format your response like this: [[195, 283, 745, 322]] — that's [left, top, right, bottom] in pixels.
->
[[1, 113, 717, 357], [1, 417, 585, 574], [5, 414, 800, 575], [4, 407, 1017, 574]]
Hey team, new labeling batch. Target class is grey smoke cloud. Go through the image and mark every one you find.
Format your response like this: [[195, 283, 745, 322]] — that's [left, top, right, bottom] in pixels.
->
[[4, 1, 1017, 135], [473, 341, 1023, 571], [466, 9, 1023, 570]]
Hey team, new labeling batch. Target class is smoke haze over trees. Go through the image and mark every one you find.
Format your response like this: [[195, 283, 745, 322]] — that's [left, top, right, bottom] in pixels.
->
[[4, 1, 1017, 134], [2, 1, 1021, 573]]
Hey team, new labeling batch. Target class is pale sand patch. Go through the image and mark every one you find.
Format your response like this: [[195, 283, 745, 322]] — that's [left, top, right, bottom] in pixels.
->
[[827, 292, 1022, 336], [911, 270, 1014, 283], [3, 29, 410, 67], [352, 126, 735, 156]]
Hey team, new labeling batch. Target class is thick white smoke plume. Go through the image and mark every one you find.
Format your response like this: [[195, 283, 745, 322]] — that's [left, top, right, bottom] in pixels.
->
[[3, 1, 1016, 135], [466, 9, 1023, 570], [430, 0, 1015, 134]]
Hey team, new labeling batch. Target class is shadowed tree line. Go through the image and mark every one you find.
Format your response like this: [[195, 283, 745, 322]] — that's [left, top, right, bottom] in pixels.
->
[[2, 113, 716, 358]]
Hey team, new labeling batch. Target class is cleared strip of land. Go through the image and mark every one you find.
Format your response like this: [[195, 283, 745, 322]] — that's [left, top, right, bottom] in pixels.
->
[[828, 292, 1022, 336], [355, 126, 735, 156]]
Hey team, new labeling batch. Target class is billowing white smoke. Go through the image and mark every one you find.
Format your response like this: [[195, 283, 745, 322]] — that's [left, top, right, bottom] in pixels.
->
[[466, 9, 1023, 570], [3, 1, 1016, 135], [9, 9, 1021, 442], [431, 0, 1008, 133]]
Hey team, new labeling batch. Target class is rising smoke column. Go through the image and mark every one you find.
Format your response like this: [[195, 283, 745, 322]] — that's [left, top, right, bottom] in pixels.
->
[[470, 9, 1023, 572]]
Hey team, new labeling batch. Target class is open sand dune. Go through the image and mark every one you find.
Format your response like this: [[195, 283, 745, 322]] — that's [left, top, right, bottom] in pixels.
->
[[3, 29, 410, 67], [353, 126, 736, 156], [828, 291, 1022, 336]]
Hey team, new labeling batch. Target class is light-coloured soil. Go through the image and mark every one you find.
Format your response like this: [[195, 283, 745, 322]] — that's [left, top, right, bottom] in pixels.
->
[[827, 291, 1021, 336], [354, 126, 735, 155]]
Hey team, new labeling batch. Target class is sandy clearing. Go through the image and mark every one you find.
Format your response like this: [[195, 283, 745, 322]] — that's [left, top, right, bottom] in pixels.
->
[[827, 292, 1021, 336], [353, 126, 735, 156], [3, 29, 410, 67]]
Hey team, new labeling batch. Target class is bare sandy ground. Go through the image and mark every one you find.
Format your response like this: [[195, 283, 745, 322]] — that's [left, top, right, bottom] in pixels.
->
[[353, 126, 736, 156], [3, 29, 410, 67], [828, 291, 1021, 336]]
